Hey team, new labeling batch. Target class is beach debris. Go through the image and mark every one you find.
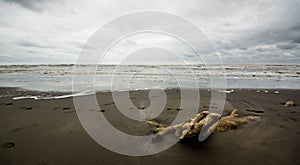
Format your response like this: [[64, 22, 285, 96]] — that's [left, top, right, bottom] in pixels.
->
[[219, 89, 234, 94], [284, 100, 295, 107], [274, 91, 280, 94], [147, 109, 260, 140]]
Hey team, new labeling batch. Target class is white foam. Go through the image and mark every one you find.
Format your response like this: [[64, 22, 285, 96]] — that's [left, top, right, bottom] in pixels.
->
[[219, 89, 234, 94], [13, 90, 95, 100], [13, 96, 40, 100]]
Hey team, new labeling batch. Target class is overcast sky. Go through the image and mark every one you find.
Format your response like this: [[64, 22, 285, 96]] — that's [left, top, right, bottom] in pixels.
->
[[0, 0, 299, 64]]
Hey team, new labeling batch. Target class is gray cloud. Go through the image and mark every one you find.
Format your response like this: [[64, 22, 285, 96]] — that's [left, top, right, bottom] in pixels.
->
[[293, 38, 300, 43], [256, 47, 265, 52], [2, 0, 48, 12], [276, 43, 298, 50], [17, 40, 52, 48], [0, 0, 300, 64]]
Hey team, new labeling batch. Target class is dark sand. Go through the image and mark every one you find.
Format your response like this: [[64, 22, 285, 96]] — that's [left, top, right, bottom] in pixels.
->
[[0, 87, 299, 164]]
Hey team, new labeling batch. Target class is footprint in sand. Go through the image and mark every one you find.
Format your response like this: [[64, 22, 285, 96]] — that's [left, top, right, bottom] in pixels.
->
[[102, 102, 114, 106], [37, 162, 46, 165], [90, 109, 105, 112], [176, 108, 183, 111], [246, 109, 264, 113], [10, 123, 39, 132], [20, 106, 33, 110], [2, 142, 15, 149]]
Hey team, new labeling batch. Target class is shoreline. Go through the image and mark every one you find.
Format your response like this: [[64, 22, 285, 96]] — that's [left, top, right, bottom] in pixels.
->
[[0, 86, 299, 99]]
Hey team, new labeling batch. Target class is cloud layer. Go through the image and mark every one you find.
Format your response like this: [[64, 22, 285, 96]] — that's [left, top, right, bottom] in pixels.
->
[[0, 0, 299, 64]]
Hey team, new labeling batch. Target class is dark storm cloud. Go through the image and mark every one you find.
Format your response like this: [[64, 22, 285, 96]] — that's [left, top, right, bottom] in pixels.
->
[[293, 38, 300, 43], [276, 43, 298, 50]]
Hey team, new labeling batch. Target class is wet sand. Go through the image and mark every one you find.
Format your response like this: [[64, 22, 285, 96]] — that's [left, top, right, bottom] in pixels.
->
[[0, 87, 299, 164]]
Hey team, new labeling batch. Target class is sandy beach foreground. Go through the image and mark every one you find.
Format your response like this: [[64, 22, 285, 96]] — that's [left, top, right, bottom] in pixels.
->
[[0, 87, 299, 164]]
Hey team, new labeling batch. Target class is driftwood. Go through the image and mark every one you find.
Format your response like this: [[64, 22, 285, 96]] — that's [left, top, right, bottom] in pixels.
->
[[284, 100, 295, 107], [147, 109, 260, 140]]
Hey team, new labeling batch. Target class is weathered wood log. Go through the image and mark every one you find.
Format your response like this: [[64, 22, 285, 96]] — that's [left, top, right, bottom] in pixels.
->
[[147, 109, 260, 140]]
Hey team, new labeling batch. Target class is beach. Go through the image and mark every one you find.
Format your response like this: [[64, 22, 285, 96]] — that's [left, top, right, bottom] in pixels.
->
[[1, 0, 300, 164], [0, 87, 299, 164]]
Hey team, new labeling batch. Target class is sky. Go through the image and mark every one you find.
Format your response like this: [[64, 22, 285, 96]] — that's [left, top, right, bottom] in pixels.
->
[[0, 0, 300, 64]]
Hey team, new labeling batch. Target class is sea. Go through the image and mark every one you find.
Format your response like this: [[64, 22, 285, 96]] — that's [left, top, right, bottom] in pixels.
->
[[0, 64, 299, 94]]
